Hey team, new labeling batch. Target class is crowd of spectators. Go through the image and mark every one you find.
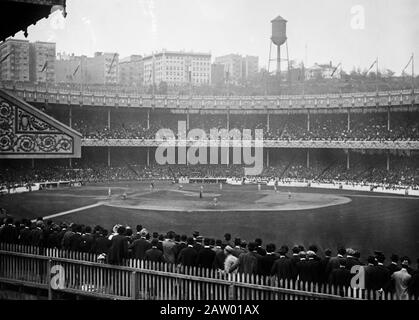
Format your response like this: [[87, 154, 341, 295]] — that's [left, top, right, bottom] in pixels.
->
[[0, 216, 418, 299], [1, 155, 418, 191], [67, 112, 419, 142]]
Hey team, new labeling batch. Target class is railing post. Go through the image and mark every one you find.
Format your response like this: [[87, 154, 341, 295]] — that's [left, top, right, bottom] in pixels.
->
[[47, 259, 52, 300], [228, 283, 236, 300], [131, 271, 138, 300]]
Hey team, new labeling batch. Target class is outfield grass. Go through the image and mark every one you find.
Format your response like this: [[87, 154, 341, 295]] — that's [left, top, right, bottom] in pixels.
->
[[1, 181, 418, 261]]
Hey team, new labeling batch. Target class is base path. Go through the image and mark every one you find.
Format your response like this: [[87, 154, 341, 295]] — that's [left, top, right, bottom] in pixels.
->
[[31, 202, 103, 222]]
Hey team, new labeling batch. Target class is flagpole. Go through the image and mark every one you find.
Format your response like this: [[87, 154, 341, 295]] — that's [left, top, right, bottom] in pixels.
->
[[412, 53, 415, 92]]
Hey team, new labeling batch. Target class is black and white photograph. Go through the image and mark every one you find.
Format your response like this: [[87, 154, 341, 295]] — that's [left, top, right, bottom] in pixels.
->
[[0, 0, 418, 310]]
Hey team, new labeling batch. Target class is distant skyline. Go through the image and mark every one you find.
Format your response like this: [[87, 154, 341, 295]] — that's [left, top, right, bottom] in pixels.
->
[[8, 0, 419, 75]]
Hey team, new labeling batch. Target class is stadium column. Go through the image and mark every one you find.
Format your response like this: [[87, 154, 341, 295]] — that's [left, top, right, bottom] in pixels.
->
[[306, 149, 310, 168], [107, 108, 111, 130], [386, 151, 390, 171], [346, 149, 350, 170], [347, 109, 351, 131], [267, 112, 270, 131], [266, 149, 270, 167], [147, 109, 150, 130], [107, 147, 111, 167], [387, 107, 390, 131], [69, 106, 72, 168], [227, 111, 230, 131], [307, 110, 310, 131], [186, 109, 190, 130], [147, 147, 150, 167]]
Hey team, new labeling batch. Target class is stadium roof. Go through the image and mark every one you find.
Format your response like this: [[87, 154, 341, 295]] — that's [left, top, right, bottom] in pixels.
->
[[0, 0, 67, 42]]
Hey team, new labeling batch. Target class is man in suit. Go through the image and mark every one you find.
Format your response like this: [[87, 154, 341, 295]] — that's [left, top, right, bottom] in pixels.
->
[[290, 245, 301, 280], [345, 248, 360, 271], [258, 243, 278, 276], [79, 226, 95, 253], [329, 259, 352, 293], [408, 258, 419, 298], [69, 224, 83, 251], [212, 239, 226, 271], [365, 254, 391, 291], [178, 237, 198, 267], [196, 238, 216, 269], [129, 230, 151, 260], [108, 226, 129, 265], [320, 248, 332, 284], [232, 238, 245, 258], [255, 238, 266, 256], [271, 245, 294, 280], [18, 219, 32, 245], [229, 242, 261, 275], [387, 254, 401, 275], [223, 233, 234, 248], [326, 247, 346, 276], [93, 229, 111, 255], [392, 257, 412, 300], [162, 231, 177, 263], [174, 234, 188, 262], [145, 239, 164, 263], [306, 250, 323, 284], [297, 251, 311, 283], [30, 220, 44, 247]]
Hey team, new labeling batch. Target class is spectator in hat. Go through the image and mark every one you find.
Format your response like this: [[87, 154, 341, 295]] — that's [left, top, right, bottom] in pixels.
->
[[224, 246, 238, 273], [307, 250, 323, 284], [174, 234, 188, 262], [387, 254, 401, 275], [290, 245, 301, 279], [232, 238, 245, 258], [18, 219, 32, 245], [196, 238, 216, 270], [144, 239, 164, 263], [329, 259, 352, 293], [345, 248, 359, 271], [271, 245, 294, 280], [326, 246, 346, 276], [320, 248, 332, 283], [93, 229, 111, 255], [213, 239, 226, 271], [131, 224, 143, 242], [297, 251, 311, 282], [80, 226, 95, 253], [108, 226, 129, 265], [223, 233, 234, 248], [229, 242, 261, 275], [392, 257, 412, 300], [408, 258, 419, 298], [129, 230, 151, 260], [30, 220, 44, 247], [177, 237, 198, 267], [366, 254, 391, 291], [258, 243, 277, 276], [162, 231, 177, 264], [255, 238, 266, 256]]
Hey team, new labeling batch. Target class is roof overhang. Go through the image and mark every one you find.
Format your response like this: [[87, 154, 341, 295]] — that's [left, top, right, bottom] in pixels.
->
[[0, 88, 81, 159], [0, 0, 67, 42]]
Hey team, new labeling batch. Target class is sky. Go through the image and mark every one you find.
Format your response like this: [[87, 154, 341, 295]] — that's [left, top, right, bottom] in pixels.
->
[[11, 0, 419, 75]]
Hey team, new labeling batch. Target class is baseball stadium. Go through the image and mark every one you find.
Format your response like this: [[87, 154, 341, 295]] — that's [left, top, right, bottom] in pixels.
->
[[0, 0, 418, 302]]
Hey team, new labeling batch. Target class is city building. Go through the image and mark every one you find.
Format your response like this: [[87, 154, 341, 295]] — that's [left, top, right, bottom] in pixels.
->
[[118, 55, 143, 87], [55, 52, 87, 83], [84, 52, 119, 85], [29, 41, 56, 83], [142, 50, 211, 87], [0, 39, 30, 82], [211, 63, 225, 86], [214, 54, 259, 84]]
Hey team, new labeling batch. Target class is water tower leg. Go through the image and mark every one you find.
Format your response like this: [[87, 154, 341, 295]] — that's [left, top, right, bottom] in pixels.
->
[[276, 45, 281, 77]]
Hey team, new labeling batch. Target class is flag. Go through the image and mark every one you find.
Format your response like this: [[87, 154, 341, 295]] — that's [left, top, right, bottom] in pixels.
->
[[107, 53, 117, 74], [73, 64, 80, 76], [402, 55, 413, 74], [331, 63, 341, 77], [0, 52, 11, 64], [41, 61, 48, 72], [366, 59, 377, 74]]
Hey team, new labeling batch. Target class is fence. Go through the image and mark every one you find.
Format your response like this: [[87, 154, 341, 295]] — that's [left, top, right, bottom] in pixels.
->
[[0, 244, 418, 300]]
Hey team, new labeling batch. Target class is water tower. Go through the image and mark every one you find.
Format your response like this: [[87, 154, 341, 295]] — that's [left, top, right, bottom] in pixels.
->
[[270, 15, 287, 77]]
